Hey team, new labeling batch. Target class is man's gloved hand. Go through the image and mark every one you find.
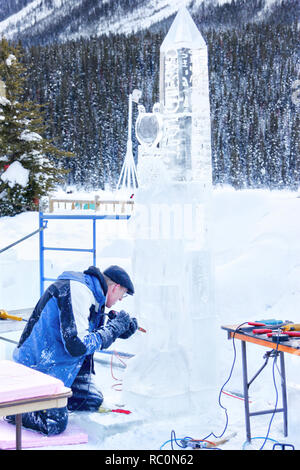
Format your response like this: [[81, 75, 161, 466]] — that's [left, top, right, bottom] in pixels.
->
[[107, 310, 139, 339], [98, 310, 131, 349], [119, 318, 138, 339]]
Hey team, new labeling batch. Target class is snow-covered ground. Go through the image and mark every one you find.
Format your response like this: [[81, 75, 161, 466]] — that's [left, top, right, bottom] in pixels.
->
[[1, 186, 300, 451]]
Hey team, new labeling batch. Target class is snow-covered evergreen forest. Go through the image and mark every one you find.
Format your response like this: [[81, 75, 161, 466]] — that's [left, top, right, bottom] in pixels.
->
[[5, 0, 300, 191]]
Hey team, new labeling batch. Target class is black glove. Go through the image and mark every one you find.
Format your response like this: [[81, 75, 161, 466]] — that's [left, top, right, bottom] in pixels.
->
[[107, 310, 138, 339], [98, 310, 130, 349], [119, 318, 138, 339]]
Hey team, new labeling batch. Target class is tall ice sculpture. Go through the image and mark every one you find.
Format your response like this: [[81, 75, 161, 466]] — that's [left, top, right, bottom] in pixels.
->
[[122, 7, 219, 420]]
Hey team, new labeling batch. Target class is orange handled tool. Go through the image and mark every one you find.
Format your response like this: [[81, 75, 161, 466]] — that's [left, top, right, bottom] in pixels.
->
[[282, 324, 300, 332], [0, 310, 23, 321]]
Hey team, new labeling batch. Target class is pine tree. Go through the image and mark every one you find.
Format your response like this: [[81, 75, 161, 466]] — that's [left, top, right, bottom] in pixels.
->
[[0, 38, 72, 216]]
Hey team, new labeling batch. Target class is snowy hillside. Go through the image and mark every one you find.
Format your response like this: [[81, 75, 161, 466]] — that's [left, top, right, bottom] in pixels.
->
[[1, 187, 300, 450], [0, 0, 287, 45], [0, 0, 214, 41]]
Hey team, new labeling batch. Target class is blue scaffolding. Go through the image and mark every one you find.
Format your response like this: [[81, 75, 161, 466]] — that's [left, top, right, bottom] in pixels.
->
[[39, 212, 131, 296]]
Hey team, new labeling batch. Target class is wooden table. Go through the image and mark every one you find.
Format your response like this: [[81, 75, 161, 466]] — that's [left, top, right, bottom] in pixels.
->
[[221, 324, 300, 442], [0, 360, 72, 450]]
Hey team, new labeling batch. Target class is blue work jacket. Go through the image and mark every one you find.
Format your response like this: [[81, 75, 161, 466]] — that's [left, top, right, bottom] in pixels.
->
[[13, 267, 107, 387]]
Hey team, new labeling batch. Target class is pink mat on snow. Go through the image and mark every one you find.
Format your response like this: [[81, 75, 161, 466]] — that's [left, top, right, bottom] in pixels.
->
[[0, 360, 66, 402], [0, 418, 88, 449], [0, 360, 88, 448]]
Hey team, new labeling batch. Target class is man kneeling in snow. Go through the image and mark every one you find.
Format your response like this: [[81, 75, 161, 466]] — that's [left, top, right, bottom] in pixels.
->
[[6, 265, 138, 435]]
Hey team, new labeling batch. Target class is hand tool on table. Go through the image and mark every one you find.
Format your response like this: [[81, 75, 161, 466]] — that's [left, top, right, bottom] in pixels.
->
[[267, 331, 300, 338], [243, 320, 300, 343], [249, 320, 292, 329], [239, 321, 291, 333], [252, 328, 274, 335], [248, 320, 293, 332], [249, 321, 300, 342], [281, 323, 300, 332]]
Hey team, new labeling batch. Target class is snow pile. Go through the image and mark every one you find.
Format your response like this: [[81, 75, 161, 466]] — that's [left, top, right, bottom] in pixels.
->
[[0, 96, 11, 106], [19, 130, 42, 142], [5, 54, 16, 66], [0, 161, 29, 188], [1, 186, 300, 450]]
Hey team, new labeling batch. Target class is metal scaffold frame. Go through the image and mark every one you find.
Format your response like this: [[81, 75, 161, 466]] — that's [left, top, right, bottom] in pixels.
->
[[39, 212, 131, 296]]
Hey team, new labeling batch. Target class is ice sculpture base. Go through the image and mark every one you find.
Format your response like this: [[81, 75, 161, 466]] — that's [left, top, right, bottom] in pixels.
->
[[122, 348, 191, 418], [122, 388, 219, 423]]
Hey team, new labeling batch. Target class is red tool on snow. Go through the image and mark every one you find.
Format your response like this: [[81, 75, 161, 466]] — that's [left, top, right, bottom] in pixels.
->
[[98, 407, 131, 414]]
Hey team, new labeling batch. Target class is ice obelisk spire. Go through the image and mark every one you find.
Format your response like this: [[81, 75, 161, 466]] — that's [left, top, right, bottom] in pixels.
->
[[122, 7, 218, 422], [160, 6, 212, 185]]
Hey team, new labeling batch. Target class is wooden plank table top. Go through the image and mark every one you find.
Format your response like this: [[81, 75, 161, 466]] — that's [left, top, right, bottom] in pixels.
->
[[221, 324, 300, 356], [0, 388, 72, 417]]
